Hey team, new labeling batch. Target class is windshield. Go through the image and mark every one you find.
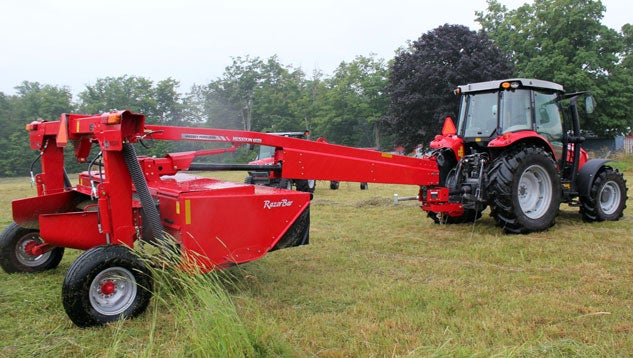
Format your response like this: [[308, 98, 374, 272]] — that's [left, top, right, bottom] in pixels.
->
[[257, 145, 275, 160], [458, 92, 498, 138]]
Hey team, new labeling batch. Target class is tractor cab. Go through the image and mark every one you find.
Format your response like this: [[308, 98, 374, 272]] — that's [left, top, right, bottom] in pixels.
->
[[456, 78, 565, 160]]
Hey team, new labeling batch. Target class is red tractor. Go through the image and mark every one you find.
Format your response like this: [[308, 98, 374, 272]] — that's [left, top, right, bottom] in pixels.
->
[[425, 78, 627, 232], [244, 131, 317, 193], [245, 131, 368, 191], [0, 78, 627, 327]]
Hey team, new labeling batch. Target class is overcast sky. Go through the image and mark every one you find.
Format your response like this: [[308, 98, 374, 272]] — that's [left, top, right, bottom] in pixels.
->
[[0, 0, 630, 96]]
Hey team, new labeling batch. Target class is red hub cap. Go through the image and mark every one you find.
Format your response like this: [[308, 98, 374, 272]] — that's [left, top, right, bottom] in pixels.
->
[[101, 281, 116, 295], [23, 241, 39, 256]]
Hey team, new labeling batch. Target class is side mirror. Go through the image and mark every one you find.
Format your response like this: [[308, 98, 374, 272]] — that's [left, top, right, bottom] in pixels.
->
[[585, 96, 596, 114]]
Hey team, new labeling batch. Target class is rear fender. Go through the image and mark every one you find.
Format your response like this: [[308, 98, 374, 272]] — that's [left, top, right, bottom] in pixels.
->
[[488, 131, 556, 158], [576, 159, 612, 198], [429, 134, 464, 160]]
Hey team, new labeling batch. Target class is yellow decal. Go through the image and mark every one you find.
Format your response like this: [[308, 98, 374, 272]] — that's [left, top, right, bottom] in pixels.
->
[[381, 153, 393, 158], [475, 137, 482, 142], [176, 201, 180, 214], [76, 121, 80, 133], [185, 199, 191, 225], [457, 146, 464, 158]]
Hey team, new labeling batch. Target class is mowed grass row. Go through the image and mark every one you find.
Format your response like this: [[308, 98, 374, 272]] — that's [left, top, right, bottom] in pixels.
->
[[0, 162, 632, 356]]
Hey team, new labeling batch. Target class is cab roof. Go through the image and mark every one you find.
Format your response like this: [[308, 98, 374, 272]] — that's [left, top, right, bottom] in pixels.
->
[[457, 78, 564, 94]]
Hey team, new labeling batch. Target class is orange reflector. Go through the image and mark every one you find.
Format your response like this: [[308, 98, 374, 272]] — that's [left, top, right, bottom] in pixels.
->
[[107, 113, 122, 124], [57, 114, 68, 148], [441, 117, 457, 136], [501, 82, 511, 89]]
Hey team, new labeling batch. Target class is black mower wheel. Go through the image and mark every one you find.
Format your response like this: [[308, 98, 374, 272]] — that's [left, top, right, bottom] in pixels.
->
[[330, 181, 340, 190], [62, 245, 153, 327], [0, 222, 64, 273], [580, 167, 628, 222], [488, 145, 561, 234]]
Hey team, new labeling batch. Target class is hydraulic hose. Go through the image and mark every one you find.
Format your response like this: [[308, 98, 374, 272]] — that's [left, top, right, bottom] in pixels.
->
[[122, 143, 165, 244]]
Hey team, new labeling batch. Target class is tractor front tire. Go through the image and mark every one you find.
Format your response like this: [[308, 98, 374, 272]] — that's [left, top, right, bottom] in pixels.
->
[[488, 146, 561, 234], [62, 245, 153, 327], [0, 222, 64, 273], [295, 179, 316, 193], [580, 167, 627, 222]]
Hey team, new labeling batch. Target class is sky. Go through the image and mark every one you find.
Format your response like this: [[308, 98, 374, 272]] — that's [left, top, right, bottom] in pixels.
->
[[0, 0, 630, 96]]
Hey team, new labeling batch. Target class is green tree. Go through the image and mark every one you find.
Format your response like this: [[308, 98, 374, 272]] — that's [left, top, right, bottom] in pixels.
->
[[0, 82, 74, 176], [205, 56, 265, 130], [154, 78, 187, 125], [476, 0, 632, 134], [251, 56, 307, 133], [195, 55, 308, 132], [386, 24, 514, 150], [314, 54, 389, 148], [77, 75, 157, 120]]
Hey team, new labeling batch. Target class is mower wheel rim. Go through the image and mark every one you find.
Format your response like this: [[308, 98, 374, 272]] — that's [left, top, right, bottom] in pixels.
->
[[517, 164, 552, 219], [89, 267, 137, 316], [16, 234, 51, 267], [599, 181, 621, 215]]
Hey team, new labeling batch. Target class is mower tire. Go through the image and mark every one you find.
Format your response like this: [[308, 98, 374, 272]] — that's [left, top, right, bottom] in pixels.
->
[[62, 245, 153, 327], [580, 167, 628, 222], [0, 222, 64, 273], [488, 145, 561, 234]]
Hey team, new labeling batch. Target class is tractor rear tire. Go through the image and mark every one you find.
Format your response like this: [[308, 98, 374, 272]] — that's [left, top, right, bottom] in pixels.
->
[[0, 222, 64, 273], [488, 146, 561, 234], [580, 167, 627, 222], [62, 245, 153, 327]]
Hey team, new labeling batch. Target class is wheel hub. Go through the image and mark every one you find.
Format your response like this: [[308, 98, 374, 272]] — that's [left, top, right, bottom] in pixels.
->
[[23, 240, 39, 256], [90, 267, 138, 316], [599, 181, 621, 215], [16, 234, 51, 267], [517, 164, 552, 219], [100, 281, 116, 295]]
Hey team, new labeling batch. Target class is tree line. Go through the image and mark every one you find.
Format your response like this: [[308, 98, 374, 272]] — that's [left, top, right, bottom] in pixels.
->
[[1, 0, 631, 177]]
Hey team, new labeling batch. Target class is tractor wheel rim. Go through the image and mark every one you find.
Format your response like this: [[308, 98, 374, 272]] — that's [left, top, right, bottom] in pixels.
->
[[16, 234, 50, 267], [89, 267, 137, 316], [599, 181, 621, 215], [517, 164, 552, 220]]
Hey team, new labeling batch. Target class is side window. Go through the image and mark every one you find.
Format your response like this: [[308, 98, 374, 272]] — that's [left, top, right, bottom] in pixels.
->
[[501, 90, 532, 133], [462, 93, 498, 137], [534, 91, 563, 143]]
